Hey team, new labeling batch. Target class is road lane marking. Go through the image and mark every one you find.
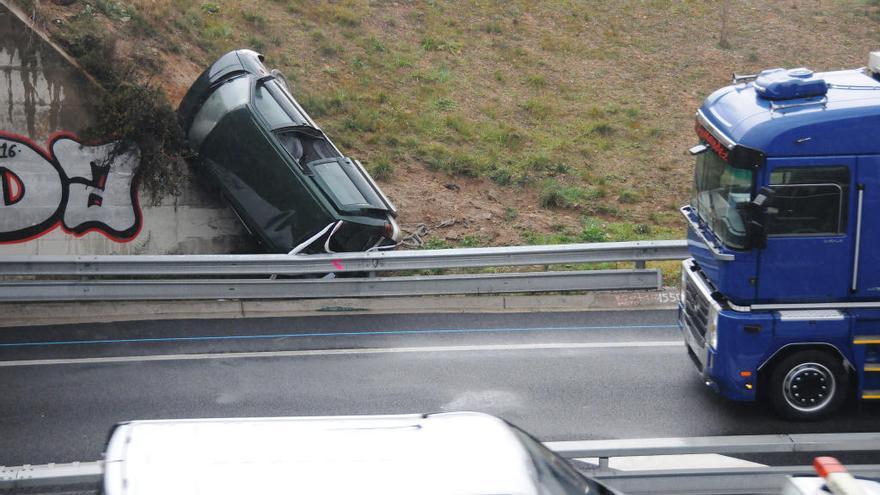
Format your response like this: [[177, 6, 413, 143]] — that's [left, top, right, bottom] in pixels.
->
[[0, 324, 679, 348], [0, 340, 682, 367]]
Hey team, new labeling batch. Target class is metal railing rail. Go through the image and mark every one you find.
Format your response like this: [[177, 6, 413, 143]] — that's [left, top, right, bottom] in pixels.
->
[[0, 269, 661, 302], [3, 432, 877, 492], [591, 465, 880, 495], [0, 240, 689, 276], [547, 431, 880, 460], [0, 240, 689, 302], [0, 461, 102, 488]]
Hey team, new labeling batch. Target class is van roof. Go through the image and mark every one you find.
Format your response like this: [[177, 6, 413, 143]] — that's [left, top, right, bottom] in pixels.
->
[[103, 412, 540, 495]]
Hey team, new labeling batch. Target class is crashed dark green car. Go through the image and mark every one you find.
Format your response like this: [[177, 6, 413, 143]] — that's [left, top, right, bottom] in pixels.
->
[[178, 49, 399, 254]]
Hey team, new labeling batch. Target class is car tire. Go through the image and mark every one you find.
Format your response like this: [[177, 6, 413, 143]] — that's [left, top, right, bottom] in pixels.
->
[[767, 350, 847, 421]]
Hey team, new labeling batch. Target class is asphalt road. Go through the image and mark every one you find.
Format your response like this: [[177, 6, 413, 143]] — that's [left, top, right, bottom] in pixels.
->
[[1, 309, 878, 466]]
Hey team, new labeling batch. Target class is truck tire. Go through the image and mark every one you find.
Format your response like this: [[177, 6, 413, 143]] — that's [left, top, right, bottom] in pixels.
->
[[767, 350, 847, 421]]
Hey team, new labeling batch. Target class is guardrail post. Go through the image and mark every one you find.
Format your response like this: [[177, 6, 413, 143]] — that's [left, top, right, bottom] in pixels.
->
[[634, 260, 646, 269]]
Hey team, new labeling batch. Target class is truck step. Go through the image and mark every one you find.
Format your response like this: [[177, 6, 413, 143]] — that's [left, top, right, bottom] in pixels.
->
[[862, 390, 880, 400], [853, 336, 880, 345]]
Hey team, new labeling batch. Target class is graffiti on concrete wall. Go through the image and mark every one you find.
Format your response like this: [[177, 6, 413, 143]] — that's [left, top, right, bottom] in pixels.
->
[[0, 132, 141, 243]]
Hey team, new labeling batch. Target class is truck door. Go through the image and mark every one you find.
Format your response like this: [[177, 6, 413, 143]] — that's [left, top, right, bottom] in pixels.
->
[[756, 157, 855, 302], [852, 156, 880, 297]]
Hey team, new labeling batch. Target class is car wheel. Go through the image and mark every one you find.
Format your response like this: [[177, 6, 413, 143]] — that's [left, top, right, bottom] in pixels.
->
[[767, 350, 847, 421]]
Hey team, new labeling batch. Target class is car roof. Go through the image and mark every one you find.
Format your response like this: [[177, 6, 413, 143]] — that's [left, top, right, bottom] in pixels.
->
[[104, 411, 541, 495]]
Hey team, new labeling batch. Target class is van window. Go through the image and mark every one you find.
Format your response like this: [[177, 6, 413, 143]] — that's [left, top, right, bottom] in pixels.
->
[[767, 166, 849, 236]]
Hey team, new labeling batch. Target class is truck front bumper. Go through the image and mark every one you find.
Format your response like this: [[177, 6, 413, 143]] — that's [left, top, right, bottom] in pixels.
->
[[678, 259, 756, 401], [679, 302, 719, 393]]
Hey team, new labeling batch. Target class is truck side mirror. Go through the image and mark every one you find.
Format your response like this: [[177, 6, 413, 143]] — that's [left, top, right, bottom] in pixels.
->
[[746, 187, 775, 249], [752, 186, 775, 208]]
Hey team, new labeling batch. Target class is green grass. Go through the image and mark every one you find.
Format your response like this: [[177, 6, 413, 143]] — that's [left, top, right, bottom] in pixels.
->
[[369, 159, 394, 181], [519, 216, 679, 246], [31, 0, 880, 244]]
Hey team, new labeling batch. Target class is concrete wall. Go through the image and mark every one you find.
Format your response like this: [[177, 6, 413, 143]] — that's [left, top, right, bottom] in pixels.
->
[[0, 4, 252, 255]]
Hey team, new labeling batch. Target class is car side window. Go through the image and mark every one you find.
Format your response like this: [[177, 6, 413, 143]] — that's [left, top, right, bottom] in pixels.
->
[[274, 130, 341, 170], [766, 166, 849, 236], [253, 84, 294, 129], [276, 132, 304, 163]]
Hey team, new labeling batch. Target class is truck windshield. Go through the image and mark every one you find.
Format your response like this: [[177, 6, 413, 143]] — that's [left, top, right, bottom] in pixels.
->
[[692, 150, 753, 249]]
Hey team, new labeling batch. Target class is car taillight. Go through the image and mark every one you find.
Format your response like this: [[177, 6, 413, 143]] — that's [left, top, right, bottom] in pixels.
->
[[383, 221, 394, 239]]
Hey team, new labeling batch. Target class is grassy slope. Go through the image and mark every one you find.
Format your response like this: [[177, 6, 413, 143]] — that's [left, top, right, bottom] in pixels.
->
[[21, 0, 880, 248]]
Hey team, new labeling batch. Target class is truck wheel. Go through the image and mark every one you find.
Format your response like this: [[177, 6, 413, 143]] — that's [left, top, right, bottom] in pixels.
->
[[768, 350, 847, 421]]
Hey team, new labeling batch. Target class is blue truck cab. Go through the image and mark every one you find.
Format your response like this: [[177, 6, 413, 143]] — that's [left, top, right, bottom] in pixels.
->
[[679, 54, 880, 420]]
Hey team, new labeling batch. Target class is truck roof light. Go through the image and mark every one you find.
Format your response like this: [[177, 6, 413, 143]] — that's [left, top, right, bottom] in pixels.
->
[[695, 124, 730, 161]]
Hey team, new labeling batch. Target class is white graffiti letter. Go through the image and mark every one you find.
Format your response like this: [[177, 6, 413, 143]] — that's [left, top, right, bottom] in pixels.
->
[[0, 137, 64, 241], [53, 138, 141, 238]]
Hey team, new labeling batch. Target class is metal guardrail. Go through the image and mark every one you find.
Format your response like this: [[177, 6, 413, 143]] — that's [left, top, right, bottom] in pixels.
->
[[0, 269, 662, 302], [547, 432, 880, 460], [0, 240, 688, 276], [0, 241, 688, 302], [3, 432, 878, 493], [549, 432, 880, 495], [592, 465, 880, 495], [0, 461, 102, 489]]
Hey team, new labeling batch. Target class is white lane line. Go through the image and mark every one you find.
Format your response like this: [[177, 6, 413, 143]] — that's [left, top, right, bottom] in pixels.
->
[[0, 341, 681, 367]]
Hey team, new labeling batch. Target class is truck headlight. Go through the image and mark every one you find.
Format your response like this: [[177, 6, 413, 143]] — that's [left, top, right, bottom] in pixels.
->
[[706, 305, 719, 349]]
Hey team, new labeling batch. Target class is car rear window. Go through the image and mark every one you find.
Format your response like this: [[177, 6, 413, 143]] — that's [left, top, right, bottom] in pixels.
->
[[311, 159, 371, 207]]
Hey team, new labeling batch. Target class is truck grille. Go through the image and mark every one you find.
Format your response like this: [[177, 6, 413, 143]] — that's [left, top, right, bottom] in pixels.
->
[[683, 274, 709, 344]]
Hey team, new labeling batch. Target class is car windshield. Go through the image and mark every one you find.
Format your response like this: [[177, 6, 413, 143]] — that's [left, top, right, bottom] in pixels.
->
[[510, 426, 608, 495], [691, 149, 753, 249]]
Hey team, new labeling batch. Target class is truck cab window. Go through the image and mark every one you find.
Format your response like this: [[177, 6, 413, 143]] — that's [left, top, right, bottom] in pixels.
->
[[767, 166, 849, 236]]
